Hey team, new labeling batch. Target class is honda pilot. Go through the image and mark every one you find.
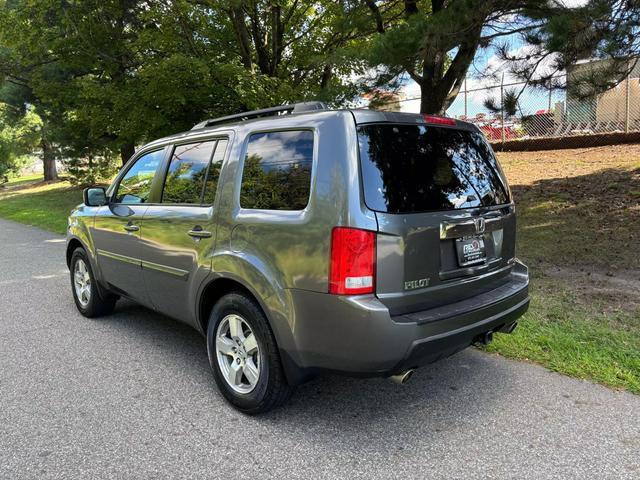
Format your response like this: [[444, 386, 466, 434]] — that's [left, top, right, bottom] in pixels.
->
[[67, 102, 529, 414]]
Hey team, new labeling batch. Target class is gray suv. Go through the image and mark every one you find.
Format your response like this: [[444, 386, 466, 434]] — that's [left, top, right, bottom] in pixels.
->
[[67, 103, 529, 413]]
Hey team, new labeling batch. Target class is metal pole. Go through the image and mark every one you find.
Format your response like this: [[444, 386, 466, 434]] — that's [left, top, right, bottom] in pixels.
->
[[501, 72, 505, 144], [548, 86, 552, 112], [464, 77, 468, 119], [625, 59, 631, 133]]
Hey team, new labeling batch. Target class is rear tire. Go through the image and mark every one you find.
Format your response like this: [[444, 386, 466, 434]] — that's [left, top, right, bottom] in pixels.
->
[[207, 292, 293, 414], [70, 247, 117, 318]]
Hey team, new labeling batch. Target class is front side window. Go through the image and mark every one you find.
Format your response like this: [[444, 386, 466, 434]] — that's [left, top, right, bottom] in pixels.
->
[[240, 130, 313, 210], [162, 142, 216, 204], [114, 149, 164, 204]]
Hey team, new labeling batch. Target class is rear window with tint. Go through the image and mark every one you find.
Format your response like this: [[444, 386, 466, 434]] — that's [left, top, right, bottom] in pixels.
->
[[357, 124, 510, 213]]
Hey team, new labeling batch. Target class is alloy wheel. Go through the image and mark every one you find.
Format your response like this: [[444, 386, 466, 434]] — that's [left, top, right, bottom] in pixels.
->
[[215, 314, 261, 394], [73, 258, 91, 308]]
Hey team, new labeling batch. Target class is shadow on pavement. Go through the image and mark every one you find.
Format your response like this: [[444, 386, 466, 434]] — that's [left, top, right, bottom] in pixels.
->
[[104, 298, 516, 443]]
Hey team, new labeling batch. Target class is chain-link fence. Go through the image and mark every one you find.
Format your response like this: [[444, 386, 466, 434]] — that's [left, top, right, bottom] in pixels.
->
[[394, 60, 640, 150]]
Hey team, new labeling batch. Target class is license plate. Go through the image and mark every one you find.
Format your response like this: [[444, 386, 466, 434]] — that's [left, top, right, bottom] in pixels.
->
[[455, 236, 486, 267]]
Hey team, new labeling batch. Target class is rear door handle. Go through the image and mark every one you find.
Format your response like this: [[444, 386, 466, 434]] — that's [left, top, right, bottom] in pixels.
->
[[188, 227, 212, 239], [123, 224, 139, 232]]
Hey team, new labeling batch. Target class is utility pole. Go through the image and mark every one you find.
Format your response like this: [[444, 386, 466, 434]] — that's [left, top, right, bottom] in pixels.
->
[[500, 72, 505, 144], [625, 58, 631, 133], [464, 78, 468, 119]]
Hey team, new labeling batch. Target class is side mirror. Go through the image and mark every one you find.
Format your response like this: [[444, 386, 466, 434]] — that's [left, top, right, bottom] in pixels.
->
[[83, 187, 108, 207]]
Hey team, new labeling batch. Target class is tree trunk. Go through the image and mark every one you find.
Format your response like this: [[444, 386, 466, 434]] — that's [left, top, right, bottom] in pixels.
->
[[270, 5, 283, 76], [320, 64, 333, 92], [419, 33, 481, 115], [419, 86, 446, 114], [247, 3, 271, 75], [41, 138, 58, 182], [404, 0, 419, 16], [228, 7, 254, 70], [420, 55, 448, 114], [120, 142, 135, 166]]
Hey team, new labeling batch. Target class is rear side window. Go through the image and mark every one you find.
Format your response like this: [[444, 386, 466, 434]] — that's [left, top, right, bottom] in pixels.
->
[[162, 141, 216, 204], [202, 139, 228, 204], [357, 124, 510, 213], [240, 130, 313, 210]]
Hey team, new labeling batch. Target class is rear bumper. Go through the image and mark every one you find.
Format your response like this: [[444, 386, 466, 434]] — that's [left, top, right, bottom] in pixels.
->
[[391, 295, 528, 373], [282, 260, 529, 382]]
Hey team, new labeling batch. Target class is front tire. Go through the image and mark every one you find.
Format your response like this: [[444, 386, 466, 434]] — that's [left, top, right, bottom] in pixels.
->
[[70, 247, 116, 318], [207, 292, 293, 414]]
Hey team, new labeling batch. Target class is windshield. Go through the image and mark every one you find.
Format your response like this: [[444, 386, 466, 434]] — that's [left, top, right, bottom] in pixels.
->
[[357, 124, 510, 214]]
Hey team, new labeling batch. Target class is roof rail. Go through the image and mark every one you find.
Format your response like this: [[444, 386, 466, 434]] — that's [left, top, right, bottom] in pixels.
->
[[191, 101, 328, 130]]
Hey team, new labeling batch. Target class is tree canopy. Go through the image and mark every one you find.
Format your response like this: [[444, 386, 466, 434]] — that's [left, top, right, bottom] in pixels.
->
[[0, 0, 638, 182], [364, 0, 640, 113]]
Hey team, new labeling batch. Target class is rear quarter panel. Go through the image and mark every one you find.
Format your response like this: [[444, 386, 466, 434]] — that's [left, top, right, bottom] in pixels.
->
[[209, 111, 377, 362]]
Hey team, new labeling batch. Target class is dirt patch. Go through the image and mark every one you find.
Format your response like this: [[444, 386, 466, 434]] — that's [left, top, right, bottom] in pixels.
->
[[513, 166, 639, 237], [497, 143, 640, 186], [542, 264, 640, 314], [495, 145, 639, 272], [492, 131, 640, 152]]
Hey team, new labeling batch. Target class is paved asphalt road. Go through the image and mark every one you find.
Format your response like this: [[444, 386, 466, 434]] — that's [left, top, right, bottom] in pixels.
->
[[1, 218, 639, 479]]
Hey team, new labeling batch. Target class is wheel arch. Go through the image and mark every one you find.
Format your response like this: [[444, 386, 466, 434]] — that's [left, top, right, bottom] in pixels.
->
[[66, 237, 84, 267], [197, 276, 260, 334], [197, 273, 307, 385], [66, 234, 115, 304]]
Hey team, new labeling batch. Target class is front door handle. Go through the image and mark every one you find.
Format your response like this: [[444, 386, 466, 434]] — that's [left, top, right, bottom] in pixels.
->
[[188, 227, 212, 239], [123, 224, 139, 232]]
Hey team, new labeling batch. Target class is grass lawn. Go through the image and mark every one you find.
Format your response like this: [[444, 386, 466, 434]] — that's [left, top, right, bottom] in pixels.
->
[[492, 145, 640, 393], [487, 275, 639, 393], [0, 177, 82, 234], [3, 173, 45, 187], [0, 145, 638, 393]]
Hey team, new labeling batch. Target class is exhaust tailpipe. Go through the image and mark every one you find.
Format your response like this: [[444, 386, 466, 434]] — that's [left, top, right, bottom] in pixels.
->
[[499, 322, 518, 334], [483, 330, 494, 344], [474, 330, 494, 346], [390, 369, 415, 385]]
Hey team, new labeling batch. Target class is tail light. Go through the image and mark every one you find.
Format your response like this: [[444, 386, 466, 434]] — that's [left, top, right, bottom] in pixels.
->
[[329, 227, 376, 295]]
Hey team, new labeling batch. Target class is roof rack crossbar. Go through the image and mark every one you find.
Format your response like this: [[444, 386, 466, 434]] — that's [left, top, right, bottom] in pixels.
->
[[191, 101, 327, 130]]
